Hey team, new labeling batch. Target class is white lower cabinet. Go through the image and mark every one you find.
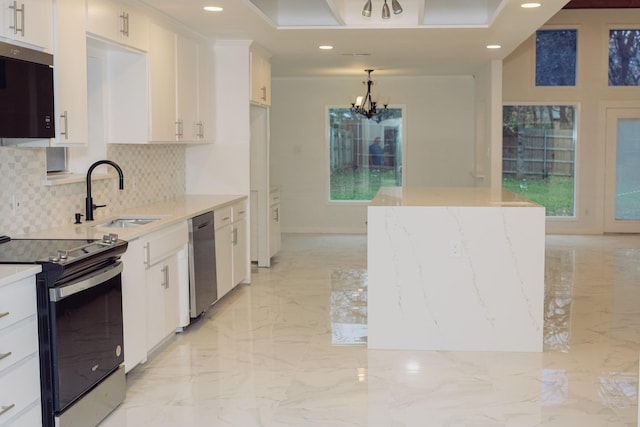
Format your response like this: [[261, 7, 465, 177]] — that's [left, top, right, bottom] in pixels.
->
[[0, 273, 41, 427], [214, 206, 233, 298], [214, 201, 248, 300], [145, 252, 181, 352], [121, 221, 189, 372], [232, 203, 248, 286]]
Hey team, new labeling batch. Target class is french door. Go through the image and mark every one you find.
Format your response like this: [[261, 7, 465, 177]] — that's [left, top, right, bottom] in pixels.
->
[[604, 108, 640, 232]]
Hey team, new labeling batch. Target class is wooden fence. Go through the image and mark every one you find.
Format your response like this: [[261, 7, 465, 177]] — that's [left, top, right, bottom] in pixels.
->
[[503, 128, 575, 178]]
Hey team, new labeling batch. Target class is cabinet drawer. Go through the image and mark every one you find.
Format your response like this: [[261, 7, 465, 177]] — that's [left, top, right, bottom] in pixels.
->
[[0, 356, 40, 425], [0, 319, 38, 373], [0, 402, 41, 427], [214, 207, 231, 230], [0, 278, 36, 331], [232, 203, 247, 222], [145, 222, 188, 266]]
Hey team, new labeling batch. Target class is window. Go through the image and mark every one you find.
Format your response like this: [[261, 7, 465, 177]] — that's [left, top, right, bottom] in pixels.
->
[[502, 105, 576, 217], [328, 107, 403, 201], [609, 30, 640, 86], [535, 29, 577, 86]]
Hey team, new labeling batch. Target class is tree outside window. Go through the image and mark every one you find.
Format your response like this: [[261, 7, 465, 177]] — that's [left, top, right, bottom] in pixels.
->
[[328, 108, 403, 201], [535, 29, 577, 86], [609, 30, 640, 86], [503, 105, 576, 217]]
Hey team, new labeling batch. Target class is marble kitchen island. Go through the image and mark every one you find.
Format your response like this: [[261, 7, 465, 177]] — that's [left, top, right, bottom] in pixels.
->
[[367, 187, 545, 352]]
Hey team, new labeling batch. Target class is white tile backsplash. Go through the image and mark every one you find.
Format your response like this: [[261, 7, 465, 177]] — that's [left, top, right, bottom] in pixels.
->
[[0, 144, 185, 236]]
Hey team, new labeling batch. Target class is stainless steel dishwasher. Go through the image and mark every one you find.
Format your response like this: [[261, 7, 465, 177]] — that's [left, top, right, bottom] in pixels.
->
[[188, 211, 218, 317]]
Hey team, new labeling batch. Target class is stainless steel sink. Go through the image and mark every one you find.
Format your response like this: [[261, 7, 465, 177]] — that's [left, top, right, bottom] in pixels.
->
[[96, 216, 166, 228]]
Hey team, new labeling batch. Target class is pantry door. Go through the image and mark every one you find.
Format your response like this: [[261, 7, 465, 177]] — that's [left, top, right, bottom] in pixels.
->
[[604, 108, 640, 232]]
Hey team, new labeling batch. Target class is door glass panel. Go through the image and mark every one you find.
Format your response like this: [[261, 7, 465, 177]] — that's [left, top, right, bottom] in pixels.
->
[[615, 119, 640, 220]]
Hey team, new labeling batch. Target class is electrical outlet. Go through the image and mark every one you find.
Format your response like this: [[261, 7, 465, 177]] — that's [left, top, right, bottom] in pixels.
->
[[449, 240, 461, 257]]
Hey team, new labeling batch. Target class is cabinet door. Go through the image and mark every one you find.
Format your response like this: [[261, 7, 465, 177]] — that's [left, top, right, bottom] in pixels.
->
[[87, 0, 148, 51], [250, 49, 270, 106], [1, 0, 52, 50], [148, 21, 176, 142], [52, 0, 87, 146], [215, 224, 233, 298], [120, 238, 147, 373], [146, 254, 180, 352], [197, 42, 214, 141], [233, 217, 248, 286], [269, 203, 281, 257], [175, 33, 198, 141]]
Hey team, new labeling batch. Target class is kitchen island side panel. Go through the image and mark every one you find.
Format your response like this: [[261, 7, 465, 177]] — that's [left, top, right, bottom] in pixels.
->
[[367, 204, 545, 352]]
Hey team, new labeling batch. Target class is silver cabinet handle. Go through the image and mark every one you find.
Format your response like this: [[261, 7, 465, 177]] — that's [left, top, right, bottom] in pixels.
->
[[261, 86, 267, 102], [0, 312, 9, 319], [0, 352, 12, 361], [0, 404, 15, 417], [59, 111, 68, 139], [162, 265, 169, 288], [232, 227, 238, 245], [120, 11, 129, 37], [196, 121, 204, 138], [175, 120, 183, 139], [9, 1, 24, 36], [274, 207, 279, 222]]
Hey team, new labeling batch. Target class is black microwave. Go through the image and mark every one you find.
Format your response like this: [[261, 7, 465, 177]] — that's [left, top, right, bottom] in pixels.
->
[[0, 41, 54, 139]]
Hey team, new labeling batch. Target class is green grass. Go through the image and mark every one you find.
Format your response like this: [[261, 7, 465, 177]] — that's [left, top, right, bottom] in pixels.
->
[[330, 168, 401, 201], [502, 176, 575, 216]]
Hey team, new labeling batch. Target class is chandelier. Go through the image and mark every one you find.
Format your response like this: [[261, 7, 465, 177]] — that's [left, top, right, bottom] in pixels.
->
[[362, 0, 403, 19], [351, 69, 389, 121]]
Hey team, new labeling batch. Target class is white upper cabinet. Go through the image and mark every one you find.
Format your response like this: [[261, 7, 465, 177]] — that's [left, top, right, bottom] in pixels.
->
[[175, 36, 214, 142], [250, 46, 271, 106], [51, 0, 87, 146], [197, 41, 214, 142], [86, 0, 148, 51], [175, 33, 198, 141], [1, 0, 52, 51], [147, 20, 176, 142]]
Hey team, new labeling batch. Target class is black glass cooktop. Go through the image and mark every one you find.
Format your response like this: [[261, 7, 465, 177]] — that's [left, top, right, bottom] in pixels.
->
[[0, 236, 126, 265]]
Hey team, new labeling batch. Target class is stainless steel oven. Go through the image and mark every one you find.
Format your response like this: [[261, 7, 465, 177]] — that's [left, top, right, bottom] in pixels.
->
[[48, 261, 125, 426], [0, 236, 128, 427]]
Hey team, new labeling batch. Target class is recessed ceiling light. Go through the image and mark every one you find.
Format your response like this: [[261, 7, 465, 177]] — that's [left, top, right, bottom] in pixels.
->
[[486, 44, 502, 49], [319, 45, 334, 50], [203, 6, 223, 12], [521, 2, 541, 8]]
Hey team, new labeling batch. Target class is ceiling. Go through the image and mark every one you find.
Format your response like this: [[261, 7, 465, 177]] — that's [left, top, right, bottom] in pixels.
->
[[139, 0, 576, 78]]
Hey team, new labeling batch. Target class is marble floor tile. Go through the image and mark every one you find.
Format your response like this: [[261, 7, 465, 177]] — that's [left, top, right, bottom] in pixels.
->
[[99, 233, 640, 427]]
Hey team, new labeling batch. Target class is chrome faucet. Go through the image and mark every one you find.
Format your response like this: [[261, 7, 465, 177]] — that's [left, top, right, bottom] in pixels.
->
[[85, 160, 124, 221]]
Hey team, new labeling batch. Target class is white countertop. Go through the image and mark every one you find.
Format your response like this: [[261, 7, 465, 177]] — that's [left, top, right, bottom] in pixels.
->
[[370, 187, 541, 207], [21, 194, 246, 241], [0, 264, 42, 287]]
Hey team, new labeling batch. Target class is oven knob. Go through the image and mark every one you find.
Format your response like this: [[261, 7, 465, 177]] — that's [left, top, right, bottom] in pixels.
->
[[49, 255, 60, 263], [58, 250, 68, 260], [109, 233, 119, 243]]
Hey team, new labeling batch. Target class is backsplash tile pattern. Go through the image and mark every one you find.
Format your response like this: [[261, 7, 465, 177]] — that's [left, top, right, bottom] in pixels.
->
[[0, 144, 185, 236]]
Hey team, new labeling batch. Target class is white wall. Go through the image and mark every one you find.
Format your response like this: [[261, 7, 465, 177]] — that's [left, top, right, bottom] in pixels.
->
[[270, 75, 476, 234], [503, 8, 640, 234]]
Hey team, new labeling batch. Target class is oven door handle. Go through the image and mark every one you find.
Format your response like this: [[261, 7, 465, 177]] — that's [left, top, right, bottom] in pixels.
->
[[49, 262, 123, 302]]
